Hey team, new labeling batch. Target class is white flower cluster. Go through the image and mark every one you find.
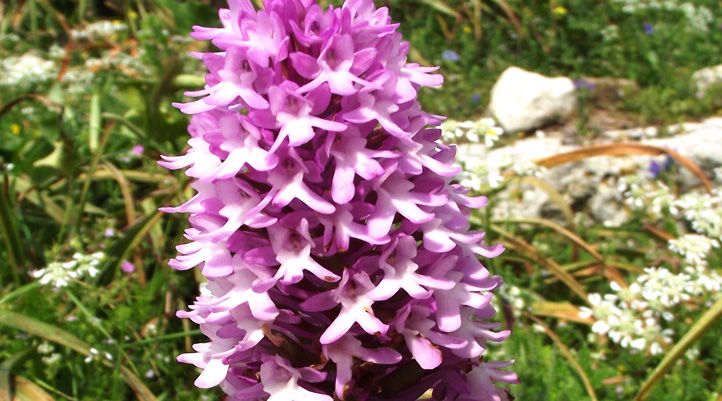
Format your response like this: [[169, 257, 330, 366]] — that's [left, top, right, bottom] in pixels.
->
[[0, 53, 57, 92], [37, 341, 62, 366], [442, 118, 506, 190], [600, 25, 620, 41], [618, 176, 677, 218], [589, 170, 722, 356], [84, 51, 152, 78], [0, 33, 21, 44], [580, 263, 722, 355], [71, 20, 128, 40], [613, 0, 713, 32], [32, 252, 104, 288], [440, 117, 504, 147], [61, 50, 153, 98], [442, 118, 548, 192], [674, 190, 722, 241], [492, 284, 527, 319], [512, 161, 547, 179], [668, 234, 719, 268], [456, 153, 506, 190]]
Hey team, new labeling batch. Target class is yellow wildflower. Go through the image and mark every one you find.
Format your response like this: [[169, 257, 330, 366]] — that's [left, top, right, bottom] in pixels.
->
[[553, 6, 567, 16]]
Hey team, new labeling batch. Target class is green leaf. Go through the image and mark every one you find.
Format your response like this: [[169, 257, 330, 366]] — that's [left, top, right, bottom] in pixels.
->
[[0, 310, 158, 401], [1, 348, 36, 401], [525, 313, 598, 401], [416, 0, 462, 19], [634, 297, 722, 401], [32, 141, 65, 170], [89, 92, 101, 152], [6, 376, 56, 401]]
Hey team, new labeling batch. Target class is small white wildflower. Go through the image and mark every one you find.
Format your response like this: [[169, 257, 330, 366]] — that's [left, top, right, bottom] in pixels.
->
[[439, 118, 504, 147], [600, 24, 619, 41], [32, 262, 71, 288], [37, 342, 55, 355], [41, 353, 62, 365], [649, 342, 663, 355], [685, 347, 700, 360], [668, 234, 718, 267], [513, 161, 546, 178]]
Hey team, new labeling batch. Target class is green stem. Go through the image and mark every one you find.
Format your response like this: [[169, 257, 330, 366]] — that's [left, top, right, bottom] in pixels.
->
[[120, 330, 202, 348], [73, 101, 113, 240], [28, 0, 38, 41], [634, 297, 722, 401], [0, 175, 24, 286], [0, 282, 40, 305]]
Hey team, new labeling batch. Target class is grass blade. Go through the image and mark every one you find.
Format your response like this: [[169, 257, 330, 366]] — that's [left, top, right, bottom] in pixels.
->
[[1, 348, 35, 401], [102, 162, 137, 226], [496, 217, 603, 261], [417, 0, 462, 19], [531, 301, 593, 325], [0, 177, 25, 285], [13, 176, 65, 223], [6, 376, 56, 401], [533, 143, 714, 193], [0, 282, 41, 305], [525, 312, 599, 401], [491, 224, 589, 303], [0, 310, 158, 401], [490, 0, 523, 37], [0, 94, 62, 121], [88, 93, 101, 152], [120, 330, 202, 348], [633, 296, 722, 401]]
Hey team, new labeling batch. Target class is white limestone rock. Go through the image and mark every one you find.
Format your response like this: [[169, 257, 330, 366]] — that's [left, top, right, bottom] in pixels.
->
[[487, 66, 577, 132], [464, 117, 722, 226]]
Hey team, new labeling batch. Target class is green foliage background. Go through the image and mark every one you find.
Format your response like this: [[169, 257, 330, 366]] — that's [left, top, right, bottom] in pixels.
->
[[0, 0, 721, 400]]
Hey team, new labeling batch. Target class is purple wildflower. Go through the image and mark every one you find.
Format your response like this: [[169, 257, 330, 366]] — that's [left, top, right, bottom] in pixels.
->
[[441, 50, 460, 62], [121, 260, 135, 273], [162, 0, 516, 399], [649, 160, 661, 178], [643, 22, 653, 35], [573, 79, 594, 91], [132, 145, 145, 156]]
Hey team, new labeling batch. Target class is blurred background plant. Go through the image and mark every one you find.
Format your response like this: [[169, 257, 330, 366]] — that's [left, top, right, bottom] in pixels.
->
[[1, 0, 721, 400]]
